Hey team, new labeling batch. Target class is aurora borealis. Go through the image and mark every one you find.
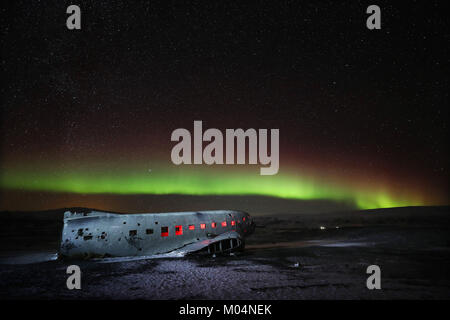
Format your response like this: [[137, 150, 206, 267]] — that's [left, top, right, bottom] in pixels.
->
[[1, 1, 448, 213], [0, 158, 443, 210]]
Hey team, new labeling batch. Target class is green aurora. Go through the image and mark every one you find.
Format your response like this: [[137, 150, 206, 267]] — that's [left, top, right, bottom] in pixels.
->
[[0, 162, 427, 210]]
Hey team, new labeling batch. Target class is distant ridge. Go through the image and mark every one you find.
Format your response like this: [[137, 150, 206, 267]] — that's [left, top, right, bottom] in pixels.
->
[[1, 191, 358, 215]]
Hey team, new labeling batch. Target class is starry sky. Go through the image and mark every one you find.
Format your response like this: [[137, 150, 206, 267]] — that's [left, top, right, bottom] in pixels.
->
[[0, 1, 448, 212]]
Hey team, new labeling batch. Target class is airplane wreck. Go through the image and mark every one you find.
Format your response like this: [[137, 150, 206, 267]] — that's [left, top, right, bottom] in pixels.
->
[[59, 209, 255, 259]]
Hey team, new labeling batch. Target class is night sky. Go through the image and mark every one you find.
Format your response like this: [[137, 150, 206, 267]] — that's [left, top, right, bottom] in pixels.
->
[[1, 1, 448, 212]]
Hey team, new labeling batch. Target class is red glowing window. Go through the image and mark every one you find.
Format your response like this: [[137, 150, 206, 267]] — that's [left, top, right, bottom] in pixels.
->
[[200, 223, 206, 229], [175, 225, 183, 235], [211, 222, 217, 228], [231, 221, 235, 226], [161, 226, 169, 237], [188, 224, 195, 230], [221, 221, 227, 227]]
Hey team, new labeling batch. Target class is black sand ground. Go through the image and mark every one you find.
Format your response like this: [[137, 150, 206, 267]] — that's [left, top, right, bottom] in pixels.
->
[[0, 206, 449, 299]]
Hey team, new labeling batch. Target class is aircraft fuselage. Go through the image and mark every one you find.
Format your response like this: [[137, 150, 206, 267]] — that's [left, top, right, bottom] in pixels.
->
[[59, 210, 254, 259]]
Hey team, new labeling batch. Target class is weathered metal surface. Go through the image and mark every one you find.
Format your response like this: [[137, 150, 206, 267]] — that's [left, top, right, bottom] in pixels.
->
[[59, 210, 255, 259]]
